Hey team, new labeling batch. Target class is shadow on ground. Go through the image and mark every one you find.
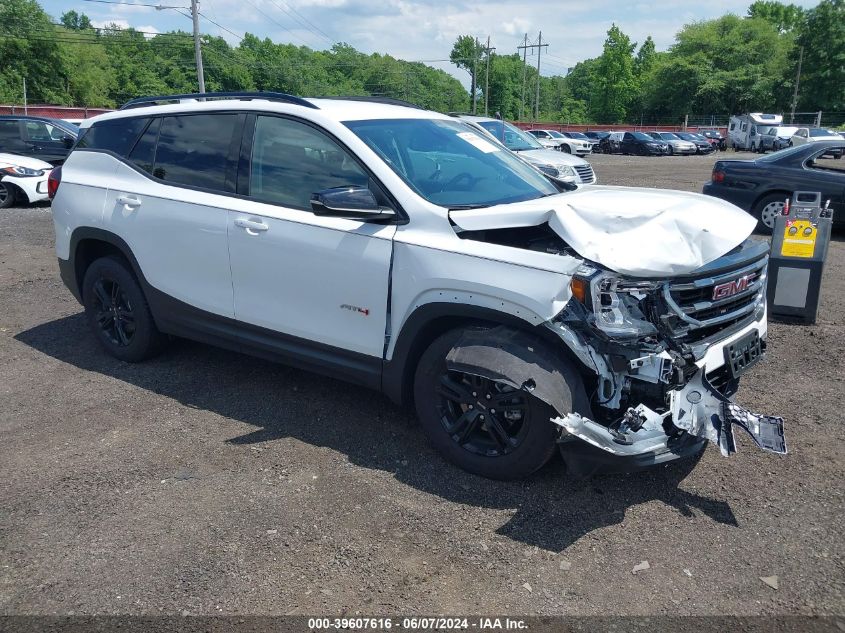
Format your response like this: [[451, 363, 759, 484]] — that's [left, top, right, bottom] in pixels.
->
[[16, 313, 738, 551]]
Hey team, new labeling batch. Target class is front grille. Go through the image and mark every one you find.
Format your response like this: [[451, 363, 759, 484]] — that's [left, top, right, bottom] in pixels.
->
[[660, 253, 768, 345], [574, 164, 596, 184]]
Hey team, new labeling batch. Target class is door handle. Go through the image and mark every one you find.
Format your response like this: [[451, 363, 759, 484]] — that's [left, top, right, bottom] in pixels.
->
[[116, 195, 142, 209], [235, 218, 269, 234]]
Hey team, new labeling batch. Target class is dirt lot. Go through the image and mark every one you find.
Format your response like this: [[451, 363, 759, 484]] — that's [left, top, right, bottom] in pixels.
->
[[0, 152, 843, 618]]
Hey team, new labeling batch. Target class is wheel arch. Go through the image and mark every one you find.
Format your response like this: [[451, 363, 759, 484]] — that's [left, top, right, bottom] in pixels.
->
[[751, 189, 791, 213], [382, 302, 581, 407], [65, 227, 144, 303]]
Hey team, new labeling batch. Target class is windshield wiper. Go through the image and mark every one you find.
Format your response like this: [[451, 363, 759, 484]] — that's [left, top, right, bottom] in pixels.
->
[[448, 203, 492, 210]]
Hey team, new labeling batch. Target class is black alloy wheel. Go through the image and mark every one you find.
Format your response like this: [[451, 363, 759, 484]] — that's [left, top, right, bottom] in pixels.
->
[[82, 256, 167, 362], [436, 371, 531, 457], [91, 277, 136, 347]]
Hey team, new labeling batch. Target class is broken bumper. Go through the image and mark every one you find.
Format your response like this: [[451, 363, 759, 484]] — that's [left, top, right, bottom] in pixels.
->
[[554, 367, 786, 474]]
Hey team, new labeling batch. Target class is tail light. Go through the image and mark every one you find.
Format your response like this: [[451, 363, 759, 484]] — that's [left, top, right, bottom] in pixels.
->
[[712, 169, 725, 183], [47, 166, 62, 199]]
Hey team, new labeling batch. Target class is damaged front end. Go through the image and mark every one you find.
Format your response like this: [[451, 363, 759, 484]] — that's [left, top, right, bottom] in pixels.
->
[[548, 239, 786, 473]]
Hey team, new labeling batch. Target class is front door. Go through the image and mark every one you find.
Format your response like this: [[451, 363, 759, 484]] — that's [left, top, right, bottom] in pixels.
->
[[226, 114, 396, 359]]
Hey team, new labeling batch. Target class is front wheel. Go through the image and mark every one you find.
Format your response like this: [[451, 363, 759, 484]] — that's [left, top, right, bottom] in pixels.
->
[[82, 256, 167, 362], [0, 182, 17, 209], [413, 328, 561, 480], [560, 144, 571, 154]]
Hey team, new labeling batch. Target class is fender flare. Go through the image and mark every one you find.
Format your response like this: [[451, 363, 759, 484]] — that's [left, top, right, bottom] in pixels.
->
[[382, 302, 583, 406]]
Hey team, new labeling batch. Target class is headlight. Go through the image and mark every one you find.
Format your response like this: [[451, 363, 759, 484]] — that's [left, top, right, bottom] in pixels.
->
[[646, 142, 659, 147], [555, 164, 576, 177], [1, 165, 45, 177], [570, 267, 659, 340], [535, 164, 560, 178]]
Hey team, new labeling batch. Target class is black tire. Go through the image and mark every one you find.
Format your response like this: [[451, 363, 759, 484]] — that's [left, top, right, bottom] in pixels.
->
[[560, 144, 571, 154], [82, 256, 167, 362], [0, 182, 17, 209], [413, 327, 561, 480], [752, 193, 788, 234], [667, 145, 674, 156]]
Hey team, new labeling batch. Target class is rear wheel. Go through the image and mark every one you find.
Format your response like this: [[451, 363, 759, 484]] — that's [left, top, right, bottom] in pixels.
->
[[752, 193, 788, 233], [0, 182, 17, 209], [82, 256, 167, 362], [414, 328, 561, 480]]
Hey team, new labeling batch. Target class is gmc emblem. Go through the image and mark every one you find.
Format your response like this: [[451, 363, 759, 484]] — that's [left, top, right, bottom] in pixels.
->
[[712, 274, 753, 300]]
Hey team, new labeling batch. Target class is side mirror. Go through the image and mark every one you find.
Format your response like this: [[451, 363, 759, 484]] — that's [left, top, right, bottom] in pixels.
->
[[310, 186, 395, 221], [62, 136, 74, 148]]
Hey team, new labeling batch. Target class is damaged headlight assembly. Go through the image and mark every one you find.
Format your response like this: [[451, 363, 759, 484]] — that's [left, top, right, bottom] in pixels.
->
[[569, 265, 658, 341]]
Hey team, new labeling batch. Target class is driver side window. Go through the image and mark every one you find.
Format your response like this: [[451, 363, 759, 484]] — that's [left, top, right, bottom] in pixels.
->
[[249, 116, 369, 210]]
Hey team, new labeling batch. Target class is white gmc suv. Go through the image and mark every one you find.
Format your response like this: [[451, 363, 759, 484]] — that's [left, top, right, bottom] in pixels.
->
[[50, 92, 786, 479]]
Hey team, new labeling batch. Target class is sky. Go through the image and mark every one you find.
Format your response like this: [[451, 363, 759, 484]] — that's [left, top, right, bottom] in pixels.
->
[[38, 0, 821, 86]]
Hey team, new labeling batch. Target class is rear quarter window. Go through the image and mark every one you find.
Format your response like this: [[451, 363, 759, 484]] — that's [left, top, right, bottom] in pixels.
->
[[76, 117, 150, 156]]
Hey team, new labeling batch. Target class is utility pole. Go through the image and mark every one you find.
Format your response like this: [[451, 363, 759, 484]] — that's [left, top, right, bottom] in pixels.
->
[[190, 0, 205, 93], [519, 33, 527, 121], [471, 37, 479, 114], [518, 32, 548, 121], [790, 45, 803, 124], [483, 36, 495, 116], [22, 77, 27, 114]]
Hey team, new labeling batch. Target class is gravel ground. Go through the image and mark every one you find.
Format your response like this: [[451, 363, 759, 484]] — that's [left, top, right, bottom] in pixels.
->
[[0, 152, 843, 618]]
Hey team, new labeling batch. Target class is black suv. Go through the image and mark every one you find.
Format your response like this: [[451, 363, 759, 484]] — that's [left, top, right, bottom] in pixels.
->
[[0, 116, 79, 165]]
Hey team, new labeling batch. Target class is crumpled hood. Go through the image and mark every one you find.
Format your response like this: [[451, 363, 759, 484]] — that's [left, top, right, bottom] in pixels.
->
[[0, 153, 52, 171], [449, 185, 757, 277]]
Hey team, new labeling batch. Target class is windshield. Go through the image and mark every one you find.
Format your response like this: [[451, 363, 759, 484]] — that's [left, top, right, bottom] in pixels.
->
[[547, 131, 565, 138], [566, 132, 589, 140], [345, 118, 558, 208], [660, 132, 680, 140], [476, 120, 543, 151], [810, 128, 840, 137], [631, 132, 654, 141]]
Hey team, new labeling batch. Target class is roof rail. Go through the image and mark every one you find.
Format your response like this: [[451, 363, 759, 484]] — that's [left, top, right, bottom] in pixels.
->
[[316, 96, 425, 110], [119, 91, 318, 110]]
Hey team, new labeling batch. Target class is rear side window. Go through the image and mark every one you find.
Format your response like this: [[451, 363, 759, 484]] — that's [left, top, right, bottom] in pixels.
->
[[153, 114, 238, 193], [77, 117, 149, 156], [0, 120, 21, 143]]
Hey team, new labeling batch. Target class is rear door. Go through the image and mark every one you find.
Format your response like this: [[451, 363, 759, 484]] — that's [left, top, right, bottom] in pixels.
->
[[100, 113, 241, 318], [225, 113, 396, 359], [0, 119, 29, 156]]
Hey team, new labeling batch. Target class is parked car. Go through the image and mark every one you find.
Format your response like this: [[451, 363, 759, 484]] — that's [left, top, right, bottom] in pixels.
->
[[559, 131, 599, 152], [458, 116, 596, 185], [597, 131, 625, 154], [51, 91, 783, 479], [0, 152, 52, 208], [759, 126, 798, 153], [621, 131, 669, 156], [527, 129, 592, 155], [698, 129, 727, 151], [584, 131, 610, 153], [646, 132, 697, 155], [789, 128, 843, 158], [0, 115, 79, 165], [675, 132, 715, 154], [703, 141, 845, 231]]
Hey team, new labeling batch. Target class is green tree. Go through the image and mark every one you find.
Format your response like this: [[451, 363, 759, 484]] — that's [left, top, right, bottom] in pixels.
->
[[590, 24, 636, 123], [450, 35, 482, 108], [60, 10, 92, 30], [0, 0, 68, 104], [791, 0, 844, 112], [747, 1, 805, 32]]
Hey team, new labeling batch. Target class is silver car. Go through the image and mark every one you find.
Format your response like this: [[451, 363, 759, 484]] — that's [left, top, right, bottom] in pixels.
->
[[457, 116, 597, 185], [647, 131, 697, 155]]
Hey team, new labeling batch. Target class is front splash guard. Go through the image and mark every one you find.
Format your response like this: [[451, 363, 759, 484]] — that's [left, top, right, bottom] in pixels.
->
[[670, 370, 787, 456], [554, 370, 786, 458]]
